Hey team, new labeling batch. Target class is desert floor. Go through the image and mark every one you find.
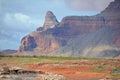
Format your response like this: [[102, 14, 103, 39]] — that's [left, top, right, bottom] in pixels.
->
[[0, 56, 120, 80]]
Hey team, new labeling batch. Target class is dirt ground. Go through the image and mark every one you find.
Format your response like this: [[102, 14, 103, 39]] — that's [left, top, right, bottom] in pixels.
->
[[27, 60, 120, 80], [0, 57, 120, 80]]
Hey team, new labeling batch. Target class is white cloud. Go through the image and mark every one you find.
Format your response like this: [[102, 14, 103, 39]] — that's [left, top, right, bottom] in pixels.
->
[[3, 13, 43, 32], [14, 13, 30, 23], [65, 0, 114, 11]]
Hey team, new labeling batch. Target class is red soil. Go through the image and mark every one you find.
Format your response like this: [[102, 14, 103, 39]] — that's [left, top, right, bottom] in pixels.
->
[[27, 61, 110, 80], [35, 67, 107, 79]]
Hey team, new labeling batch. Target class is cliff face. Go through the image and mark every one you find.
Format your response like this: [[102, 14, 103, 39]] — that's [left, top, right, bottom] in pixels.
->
[[18, 35, 37, 52], [99, 0, 120, 17], [18, 0, 120, 57], [58, 16, 105, 35]]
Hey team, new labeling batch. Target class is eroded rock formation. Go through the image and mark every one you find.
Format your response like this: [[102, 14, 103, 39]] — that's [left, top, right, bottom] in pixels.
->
[[18, 0, 120, 57]]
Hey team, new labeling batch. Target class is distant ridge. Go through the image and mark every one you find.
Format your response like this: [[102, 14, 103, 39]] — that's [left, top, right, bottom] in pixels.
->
[[0, 49, 17, 54]]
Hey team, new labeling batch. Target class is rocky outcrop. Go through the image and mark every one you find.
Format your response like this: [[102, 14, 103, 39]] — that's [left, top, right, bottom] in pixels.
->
[[18, 11, 60, 53], [0, 67, 66, 80], [0, 66, 45, 75], [18, 0, 120, 57], [18, 31, 62, 53], [43, 11, 59, 31]]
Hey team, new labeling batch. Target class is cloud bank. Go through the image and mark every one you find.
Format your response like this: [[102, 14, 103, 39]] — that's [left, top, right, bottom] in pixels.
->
[[65, 0, 114, 11]]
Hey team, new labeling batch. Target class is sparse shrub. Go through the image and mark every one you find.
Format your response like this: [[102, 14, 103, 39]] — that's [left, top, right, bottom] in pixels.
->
[[92, 65, 104, 72], [33, 55, 37, 58], [111, 67, 120, 76]]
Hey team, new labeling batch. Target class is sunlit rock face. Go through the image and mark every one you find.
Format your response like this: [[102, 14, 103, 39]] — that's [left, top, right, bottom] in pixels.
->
[[18, 11, 60, 53], [18, 0, 120, 57]]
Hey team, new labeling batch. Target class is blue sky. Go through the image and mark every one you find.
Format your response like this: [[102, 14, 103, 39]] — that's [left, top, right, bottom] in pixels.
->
[[0, 0, 114, 50]]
